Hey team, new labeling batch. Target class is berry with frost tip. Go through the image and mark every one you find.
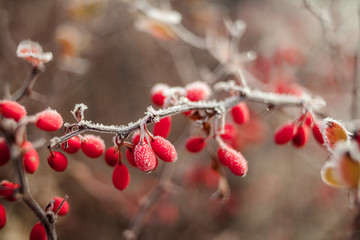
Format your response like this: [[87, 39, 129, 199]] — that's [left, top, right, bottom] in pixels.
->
[[220, 123, 236, 140], [0, 180, 20, 201], [231, 102, 250, 125], [61, 136, 81, 154], [52, 197, 69, 216], [151, 83, 169, 106], [185, 81, 211, 102], [292, 126, 309, 147], [23, 148, 39, 174], [134, 141, 158, 172], [0, 203, 6, 229], [150, 136, 177, 162], [153, 116, 172, 139], [105, 146, 119, 167], [47, 151, 68, 172], [81, 135, 105, 158], [185, 136, 206, 153], [35, 109, 63, 131], [29, 222, 47, 240], [274, 122, 296, 145], [0, 100, 26, 122], [0, 138, 10, 166], [112, 163, 130, 190]]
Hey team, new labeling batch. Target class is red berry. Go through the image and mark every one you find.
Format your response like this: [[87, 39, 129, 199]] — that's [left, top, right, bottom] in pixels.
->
[[312, 122, 324, 145], [23, 149, 39, 174], [35, 109, 63, 131], [150, 136, 177, 162], [0, 180, 20, 201], [185, 136, 206, 153], [61, 136, 81, 154], [29, 222, 47, 240], [81, 135, 105, 158], [0, 100, 26, 122], [52, 197, 69, 216], [47, 151, 68, 172], [153, 116, 172, 139], [0, 203, 6, 229], [292, 126, 309, 147], [151, 83, 169, 106], [185, 81, 211, 102], [274, 122, 296, 145], [112, 163, 130, 191], [132, 131, 148, 146], [228, 155, 248, 176], [134, 142, 158, 172], [0, 138, 10, 166], [21, 141, 33, 151], [231, 102, 250, 125], [220, 123, 236, 140], [104, 147, 119, 167], [125, 148, 137, 167], [217, 145, 248, 176]]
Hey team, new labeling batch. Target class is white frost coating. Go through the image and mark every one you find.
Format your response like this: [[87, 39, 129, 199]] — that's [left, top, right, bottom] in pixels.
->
[[320, 117, 350, 153], [214, 81, 326, 112], [332, 141, 360, 164], [16, 40, 53, 68], [185, 81, 212, 100], [135, 0, 182, 24], [224, 19, 246, 38], [71, 103, 88, 121], [151, 83, 169, 94]]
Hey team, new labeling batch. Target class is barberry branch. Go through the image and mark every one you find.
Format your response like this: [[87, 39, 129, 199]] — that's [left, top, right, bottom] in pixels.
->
[[0, 122, 57, 240], [11, 67, 41, 101], [50, 85, 324, 150]]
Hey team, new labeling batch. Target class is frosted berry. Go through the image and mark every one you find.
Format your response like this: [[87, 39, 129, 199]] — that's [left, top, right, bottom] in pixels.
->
[[104, 146, 119, 167], [231, 102, 250, 125], [61, 136, 81, 154], [228, 155, 248, 176], [312, 122, 324, 145], [150, 136, 177, 162], [0, 203, 6, 229], [292, 126, 309, 147], [112, 163, 130, 191], [134, 141, 158, 172], [23, 148, 39, 174], [185, 136, 206, 153], [81, 135, 105, 158], [274, 122, 296, 145], [151, 83, 169, 106], [125, 148, 137, 167], [0, 100, 26, 122], [185, 81, 211, 102], [0, 138, 10, 166], [52, 197, 69, 216], [220, 123, 236, 140], [29, 222, 47, 240], [47, 151, 68, 172], [153, 116, 172, 139], [218, 145, 248, 176], [0, 180, 20, 201], [35, 109, 63, 131]]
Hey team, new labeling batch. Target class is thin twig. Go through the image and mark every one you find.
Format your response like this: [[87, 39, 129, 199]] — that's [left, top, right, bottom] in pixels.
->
[[352, 4, 360, 120], [11, 67, 41, 101], [122, 163, 175, 240]]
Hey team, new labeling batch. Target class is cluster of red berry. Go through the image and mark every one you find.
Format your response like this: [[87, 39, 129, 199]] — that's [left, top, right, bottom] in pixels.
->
[[274, 112, 324, 147]]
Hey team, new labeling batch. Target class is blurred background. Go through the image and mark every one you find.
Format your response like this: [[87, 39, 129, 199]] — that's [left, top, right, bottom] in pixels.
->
[[0, 0, 358, 239]]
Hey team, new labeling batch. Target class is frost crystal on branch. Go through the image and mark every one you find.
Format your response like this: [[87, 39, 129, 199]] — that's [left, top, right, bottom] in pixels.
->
[[16, 40, 53, 68]]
